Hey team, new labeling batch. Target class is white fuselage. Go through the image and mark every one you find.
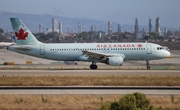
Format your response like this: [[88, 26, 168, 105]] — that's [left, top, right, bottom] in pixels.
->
[[8, 42, 171, 62]]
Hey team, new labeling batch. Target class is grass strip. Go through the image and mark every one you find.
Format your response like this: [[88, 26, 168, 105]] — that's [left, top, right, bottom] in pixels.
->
[[0, 95, 179, 110], [0, 75, 179, 86]]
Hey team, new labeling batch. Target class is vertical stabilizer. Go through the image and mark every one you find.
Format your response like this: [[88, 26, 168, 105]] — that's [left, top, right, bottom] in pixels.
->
[[10, 18, 42, 45]]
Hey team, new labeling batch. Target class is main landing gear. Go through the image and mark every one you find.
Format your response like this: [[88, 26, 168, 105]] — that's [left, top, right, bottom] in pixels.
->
[[146, 60, 150, 70], [90, 61, 97, 69]]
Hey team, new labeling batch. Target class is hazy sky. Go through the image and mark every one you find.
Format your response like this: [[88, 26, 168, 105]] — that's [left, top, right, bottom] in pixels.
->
[[1, 0, 180, 28]]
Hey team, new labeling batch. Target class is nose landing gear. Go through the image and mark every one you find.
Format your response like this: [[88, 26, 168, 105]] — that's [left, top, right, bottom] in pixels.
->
[[146, 60, 150, 70]]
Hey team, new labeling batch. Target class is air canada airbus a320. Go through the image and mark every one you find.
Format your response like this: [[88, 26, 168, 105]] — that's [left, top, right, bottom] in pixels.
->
[[8, 18, 171, 70]]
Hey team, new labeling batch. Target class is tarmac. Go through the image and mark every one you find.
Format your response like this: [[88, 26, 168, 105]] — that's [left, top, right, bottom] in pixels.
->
[[0, 49, 179, 70]]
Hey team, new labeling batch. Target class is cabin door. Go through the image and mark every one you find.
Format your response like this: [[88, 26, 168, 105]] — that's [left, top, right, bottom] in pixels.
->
[[40, 45, 45, 55], [146, 44, 152, 54]]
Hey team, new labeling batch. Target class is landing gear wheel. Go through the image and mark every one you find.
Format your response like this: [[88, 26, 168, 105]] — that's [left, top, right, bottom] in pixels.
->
[[146, 60, 150, 70], [90, 64, 97, 69], [90, 62, 97, 70], [147, 66, 150, 70]]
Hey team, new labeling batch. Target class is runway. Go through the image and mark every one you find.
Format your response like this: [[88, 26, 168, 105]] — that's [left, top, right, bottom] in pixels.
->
[[0, 70, 179, 76], [0, 86, 179, 95], [0, 50, 179, 95], [0, 49, 180, 68]]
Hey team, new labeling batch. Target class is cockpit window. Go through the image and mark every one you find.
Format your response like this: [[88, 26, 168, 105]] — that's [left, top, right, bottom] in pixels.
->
[[157, 47, 164, 50]]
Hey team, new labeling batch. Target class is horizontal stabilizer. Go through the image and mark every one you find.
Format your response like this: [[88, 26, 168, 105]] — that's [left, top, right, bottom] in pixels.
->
[[11, 46, 31, 52]]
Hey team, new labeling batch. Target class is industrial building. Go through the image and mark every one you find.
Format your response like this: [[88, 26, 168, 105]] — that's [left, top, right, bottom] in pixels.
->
[[155, 17, 161, 36], [134, 18, 139, 36], [59, 22, 62, 35], [108, 20, 113, 35], [78, 22, 82, 34], [149, 18, 152, 33], [117, 24, 122, 33]]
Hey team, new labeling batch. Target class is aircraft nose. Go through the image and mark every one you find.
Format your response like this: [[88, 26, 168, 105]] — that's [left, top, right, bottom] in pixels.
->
[[164, 50, 171, 57]]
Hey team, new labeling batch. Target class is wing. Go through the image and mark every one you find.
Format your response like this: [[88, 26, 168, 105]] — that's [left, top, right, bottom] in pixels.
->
[[81, 50, 125, 61]]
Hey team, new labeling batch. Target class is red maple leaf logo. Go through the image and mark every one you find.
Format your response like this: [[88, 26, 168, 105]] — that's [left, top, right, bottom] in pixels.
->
[[137, 44, 142, 48], [15, 28, 28, 40]]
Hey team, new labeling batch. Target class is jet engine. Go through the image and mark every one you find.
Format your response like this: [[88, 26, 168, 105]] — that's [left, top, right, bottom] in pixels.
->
[[105, 56, 123, 66]]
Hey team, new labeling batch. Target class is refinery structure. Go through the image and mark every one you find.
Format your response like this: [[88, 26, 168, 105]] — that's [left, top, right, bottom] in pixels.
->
[[37, 16, 173, 40], [149, 18, 152, 33], [108, 20, 113, 35], [117, 24, 122, 33], [133, 17, 162, 39], [155, 17, 161, 36]]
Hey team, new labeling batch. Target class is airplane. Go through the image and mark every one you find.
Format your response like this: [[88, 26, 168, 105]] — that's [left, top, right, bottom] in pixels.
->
[[7, 18, 171, 70], [0, 36, 16, 48], [0, 42, 16, 48]]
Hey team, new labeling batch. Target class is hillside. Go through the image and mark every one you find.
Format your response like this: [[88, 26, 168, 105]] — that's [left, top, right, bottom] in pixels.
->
[[0, 12, 131, 33]]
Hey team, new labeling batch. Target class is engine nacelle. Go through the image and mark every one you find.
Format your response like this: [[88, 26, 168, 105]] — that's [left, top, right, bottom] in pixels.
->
[[105, 56, 123, 66]]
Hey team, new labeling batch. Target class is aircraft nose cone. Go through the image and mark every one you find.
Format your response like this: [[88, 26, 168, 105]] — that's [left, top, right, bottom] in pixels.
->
[[165, 51, 171, 57]]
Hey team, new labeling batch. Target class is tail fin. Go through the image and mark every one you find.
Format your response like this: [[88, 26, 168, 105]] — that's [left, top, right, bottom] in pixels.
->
[[10, 18, 42, 45]]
